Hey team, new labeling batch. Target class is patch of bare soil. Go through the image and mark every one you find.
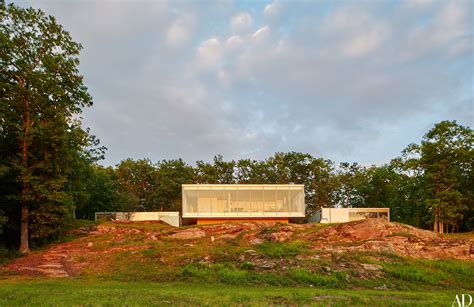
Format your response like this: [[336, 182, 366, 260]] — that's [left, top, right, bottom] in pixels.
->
[[6, 241, 81, 278]]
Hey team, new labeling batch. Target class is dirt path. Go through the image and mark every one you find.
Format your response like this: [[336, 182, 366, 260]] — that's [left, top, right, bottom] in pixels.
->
[[6, 244, 76, 278]]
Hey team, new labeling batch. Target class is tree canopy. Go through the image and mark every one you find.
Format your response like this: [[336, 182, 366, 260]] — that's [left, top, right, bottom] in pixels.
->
[[0, 2, 101, 253]]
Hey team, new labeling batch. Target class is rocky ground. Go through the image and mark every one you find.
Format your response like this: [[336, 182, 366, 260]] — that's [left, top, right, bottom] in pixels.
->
[[4, 219, 473, 278]]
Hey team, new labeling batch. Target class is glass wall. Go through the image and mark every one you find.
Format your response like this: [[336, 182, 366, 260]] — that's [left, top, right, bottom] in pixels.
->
[[182, 184, 305, 217], [348, 209, 390, 222]]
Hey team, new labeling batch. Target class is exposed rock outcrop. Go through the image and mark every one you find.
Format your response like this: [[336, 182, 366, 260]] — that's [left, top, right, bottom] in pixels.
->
[[307, 219, 473, 260]]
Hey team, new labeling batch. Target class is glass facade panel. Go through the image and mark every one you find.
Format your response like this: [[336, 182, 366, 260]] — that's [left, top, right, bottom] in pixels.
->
[[263, 188, 276, 212], [348, 211, 367, 221], [238, 188, 251, 213], [182, 185, 305, 217], [186, 189, 198, 213], [289, 189, 303, 213], [251, 188, 264, 213], [348, 210, 390, 222], [227, 189, 240, 213], [214, 189, 226, 213], [276, 188, 289, 212], [197, 189, 212, 213]]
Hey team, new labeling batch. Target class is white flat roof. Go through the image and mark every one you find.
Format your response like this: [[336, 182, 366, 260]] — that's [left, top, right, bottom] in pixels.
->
[[182, 184, 304, 188]]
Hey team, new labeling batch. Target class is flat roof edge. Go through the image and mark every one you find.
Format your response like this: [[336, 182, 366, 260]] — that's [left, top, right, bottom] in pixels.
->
[[182, 215, 306, 218], [182, 184, 305, 187]]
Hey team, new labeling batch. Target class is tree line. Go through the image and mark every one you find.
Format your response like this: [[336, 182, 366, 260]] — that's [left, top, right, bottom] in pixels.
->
[[71, 124, 473, 235], [0, 3, 473, 254]]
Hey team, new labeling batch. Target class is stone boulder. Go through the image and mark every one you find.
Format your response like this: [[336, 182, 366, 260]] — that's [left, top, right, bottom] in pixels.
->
[[168, 228, 206, 240]]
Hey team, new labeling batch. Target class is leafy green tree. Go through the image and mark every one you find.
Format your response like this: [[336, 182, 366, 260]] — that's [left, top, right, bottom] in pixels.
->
[[266, 152, 336, 217], [389, 157, 429, 228], [195, 155, 235, 184], [74, 165, 120, 220], [212, 155, 236, 184], [0, 210, 7, 235], [114, 159, 157, 213], [333, 162, 368, 208], [195, 160, 219, 183], [235, 159, 273, 184], [307, 157, 337, 215], [0, 3, 95, 253], [418, 121, 473, 233], [154, 159, 195, 212]]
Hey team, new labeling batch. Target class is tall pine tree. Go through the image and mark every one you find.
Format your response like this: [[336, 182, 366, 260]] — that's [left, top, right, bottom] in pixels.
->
[[0, 2, 94, 253]]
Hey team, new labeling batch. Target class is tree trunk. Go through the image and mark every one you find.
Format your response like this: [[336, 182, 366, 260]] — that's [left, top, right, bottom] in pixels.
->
[[19, 148, 30, 254], [433, 207, 439, 233], [19, 80, 31, 254], [19, 202, 29, 254]]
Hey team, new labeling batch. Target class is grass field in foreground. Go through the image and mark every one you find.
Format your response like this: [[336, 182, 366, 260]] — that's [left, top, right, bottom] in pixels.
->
[[0, 278, 463, 306]]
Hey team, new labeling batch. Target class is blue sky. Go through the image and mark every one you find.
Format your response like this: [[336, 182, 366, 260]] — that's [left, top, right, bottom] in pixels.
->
[[15, 0, 474, 166]]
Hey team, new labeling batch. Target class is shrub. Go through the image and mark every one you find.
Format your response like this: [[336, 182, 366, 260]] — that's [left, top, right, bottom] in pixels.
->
[[142, 248, 160, 258], [240, 261, 255, 270], [0, 246, 20, 265], [429, 260, 474, 275], [383, 263, 443, 285], [217, 268, 249, 284], [257, 240, 307, 258], [181, 263, 213, 281], [289, 268, 344, 287]]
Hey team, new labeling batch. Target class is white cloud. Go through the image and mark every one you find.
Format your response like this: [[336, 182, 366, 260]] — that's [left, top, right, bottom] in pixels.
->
[[403, 0, 436, 11], [252, 26, 270, 41], [341, 25, 389, 58], [166, 16, 195, 47], [226, 35, 243, 48], [324, 5, 369, 33], [263, 1, 282, 18], [217, 69, 231, 88], [197, 38, 222, 69], [230, 12, 253, 33], [433, 1, 468, 44]]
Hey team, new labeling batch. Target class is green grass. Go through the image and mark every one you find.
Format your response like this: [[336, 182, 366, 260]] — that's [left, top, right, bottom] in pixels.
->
[[102, 220, 169, 231], [289, 268, 346, 287], [441, 231, 474, 240], [257, 239, 308, 258], [65, 219, 98, 229], [0, 278, 465, 306], [382, 262, 444, 285]]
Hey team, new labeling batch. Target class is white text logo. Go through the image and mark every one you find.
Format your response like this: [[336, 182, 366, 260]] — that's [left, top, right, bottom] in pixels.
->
[[453, 294, 473, 307]]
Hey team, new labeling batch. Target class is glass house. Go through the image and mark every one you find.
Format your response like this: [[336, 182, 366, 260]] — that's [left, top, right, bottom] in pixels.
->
[[182, 184, 305, 224], [318, 208, 390, 223]]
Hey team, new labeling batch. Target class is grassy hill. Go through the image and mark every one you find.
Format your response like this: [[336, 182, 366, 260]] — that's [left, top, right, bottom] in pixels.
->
[[1, 219, 473, 305]]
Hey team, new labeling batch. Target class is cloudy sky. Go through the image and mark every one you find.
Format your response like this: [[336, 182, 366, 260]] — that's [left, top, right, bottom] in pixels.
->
[[16, 0, 473, 166]]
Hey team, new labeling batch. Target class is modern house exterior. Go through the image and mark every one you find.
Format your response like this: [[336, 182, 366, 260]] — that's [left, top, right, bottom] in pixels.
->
[[315, 207, 390, 223], [182, 184, 305, 225], [95, 211, 180, 227]]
